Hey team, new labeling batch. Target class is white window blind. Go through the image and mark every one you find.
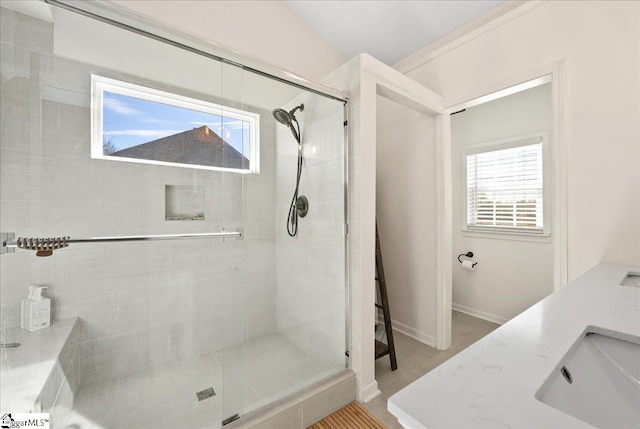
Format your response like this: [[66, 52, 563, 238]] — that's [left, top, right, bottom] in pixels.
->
[[466, 140, 543, 233]]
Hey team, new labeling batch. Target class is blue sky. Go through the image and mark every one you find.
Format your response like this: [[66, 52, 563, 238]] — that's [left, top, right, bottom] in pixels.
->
[[103, 92, 250, 156]]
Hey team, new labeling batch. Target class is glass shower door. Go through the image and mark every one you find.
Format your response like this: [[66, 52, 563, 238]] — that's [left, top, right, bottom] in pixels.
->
[[0, 3, 347, 428]]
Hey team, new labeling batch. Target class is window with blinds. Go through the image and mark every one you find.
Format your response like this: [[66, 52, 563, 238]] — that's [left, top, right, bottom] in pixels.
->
[[465, 137, 544, 234]]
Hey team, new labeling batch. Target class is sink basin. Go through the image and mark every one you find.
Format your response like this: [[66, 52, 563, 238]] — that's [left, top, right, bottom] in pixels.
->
[[536, 327, 640, 428]]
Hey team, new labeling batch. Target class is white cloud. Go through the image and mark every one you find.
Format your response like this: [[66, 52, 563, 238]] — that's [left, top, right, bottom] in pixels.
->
[[103, 96, 143, 116], [140, 117, 173, 124]]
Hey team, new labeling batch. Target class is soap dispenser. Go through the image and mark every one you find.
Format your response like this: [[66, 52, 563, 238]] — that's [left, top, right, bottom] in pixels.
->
[[22, 285, 51, 332], [20, 285, 36, 330]]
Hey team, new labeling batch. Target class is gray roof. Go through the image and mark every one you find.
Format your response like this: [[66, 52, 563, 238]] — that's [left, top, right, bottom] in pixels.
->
[[112, 126, 249, 169]]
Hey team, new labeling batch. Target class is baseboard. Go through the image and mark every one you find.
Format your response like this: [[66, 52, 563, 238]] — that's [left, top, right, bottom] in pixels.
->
[[452, 303, 507, 325], [375, 305, 505, 349], [377, 316, 437, 348], [360, 380, 381, 403]]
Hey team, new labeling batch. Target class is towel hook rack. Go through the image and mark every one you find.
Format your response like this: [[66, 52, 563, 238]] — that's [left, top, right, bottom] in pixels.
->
[[1, 230, 242, 257]]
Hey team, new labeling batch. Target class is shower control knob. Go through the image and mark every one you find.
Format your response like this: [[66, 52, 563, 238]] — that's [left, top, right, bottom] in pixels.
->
[[296, 196, 309, 218]]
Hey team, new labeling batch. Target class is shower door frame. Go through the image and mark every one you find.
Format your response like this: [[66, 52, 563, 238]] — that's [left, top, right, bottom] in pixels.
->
[[34, 0, 353, 419], [44, 0, 349, 103]]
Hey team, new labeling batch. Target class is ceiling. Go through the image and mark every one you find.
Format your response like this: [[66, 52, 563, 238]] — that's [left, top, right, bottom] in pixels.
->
[[285, 1, 506, 65]]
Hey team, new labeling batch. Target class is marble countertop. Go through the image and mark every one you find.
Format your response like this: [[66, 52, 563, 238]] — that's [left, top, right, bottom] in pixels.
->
[[388, 264, 640, 428], [1, 317, 78, 412]]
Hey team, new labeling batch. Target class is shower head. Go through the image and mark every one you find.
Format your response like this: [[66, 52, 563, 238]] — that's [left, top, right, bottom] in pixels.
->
[[273, 108, 292, 126], [272, 104, 304, 143], [272, 104, 304, 126]]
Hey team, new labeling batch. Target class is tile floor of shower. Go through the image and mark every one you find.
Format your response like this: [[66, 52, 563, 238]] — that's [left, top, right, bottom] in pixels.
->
[[63, 333, 340, 429]]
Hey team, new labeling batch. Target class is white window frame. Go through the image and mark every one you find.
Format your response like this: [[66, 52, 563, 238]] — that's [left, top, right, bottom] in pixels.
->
[[462, 131, 550, 241], [91, 75, 260, 174]]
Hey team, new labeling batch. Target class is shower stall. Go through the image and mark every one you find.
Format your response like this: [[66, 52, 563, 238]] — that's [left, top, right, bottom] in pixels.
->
[[0, 2, 348, 428]]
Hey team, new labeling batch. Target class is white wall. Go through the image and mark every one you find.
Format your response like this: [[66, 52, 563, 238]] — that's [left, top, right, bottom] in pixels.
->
[[376, 97, 438, 345], [0, 7, 278, 387], [397, 0, 640, 280], [274, 92, 346, 371], [52, 7, 303, 112], [324, 54, 445, 401], [451, 83, 553, 324], [111, 0, 347, 81]]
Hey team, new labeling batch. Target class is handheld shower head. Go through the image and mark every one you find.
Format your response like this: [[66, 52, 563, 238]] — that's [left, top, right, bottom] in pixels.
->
[[273, 103, 308, 237], [272, 108, 292, 127], [272, 104, 304, 143]]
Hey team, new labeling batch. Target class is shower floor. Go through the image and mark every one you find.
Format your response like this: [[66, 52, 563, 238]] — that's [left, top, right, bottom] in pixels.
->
[[64, 333, 340, 429]]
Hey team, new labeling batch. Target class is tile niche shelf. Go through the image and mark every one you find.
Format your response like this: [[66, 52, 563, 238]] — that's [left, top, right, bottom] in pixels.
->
[[165, 185, 205, 221]]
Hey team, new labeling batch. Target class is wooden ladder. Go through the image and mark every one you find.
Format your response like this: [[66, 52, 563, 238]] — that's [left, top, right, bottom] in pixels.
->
[[375, 223, 398, 371]]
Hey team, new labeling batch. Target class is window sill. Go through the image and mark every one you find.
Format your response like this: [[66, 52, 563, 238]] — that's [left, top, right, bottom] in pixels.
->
[[461, 229, 551, 243]]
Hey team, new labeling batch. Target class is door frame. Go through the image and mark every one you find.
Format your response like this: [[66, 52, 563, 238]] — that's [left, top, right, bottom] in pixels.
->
[[356, 54, 445, 401], [435, 61, 568, 349], [350, 57, 567, 400]]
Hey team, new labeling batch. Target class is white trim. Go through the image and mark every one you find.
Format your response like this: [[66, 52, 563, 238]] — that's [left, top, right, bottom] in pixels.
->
[[441, 61, 568, 298], [445, 63, 561, 114], [461, 229, 550, 243], [91, 74, 260, 174], [361, 381, 382, 403], [394, 1, 548, 74], [361, 54, 443, 116], [450, 75, 551, 113], [357, 63, 379, 404], [353, 54, 446, 401], [436, 113, 453, 350], [550, 62, 568, 292], [378, 316, 437, 348], [461, 130, 551, 239], [452, 303, 507, 325]]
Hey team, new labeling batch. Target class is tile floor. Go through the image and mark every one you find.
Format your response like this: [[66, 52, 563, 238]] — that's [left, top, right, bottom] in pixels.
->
[[364, 311, 500, 428], [64, 333, 342, 429]]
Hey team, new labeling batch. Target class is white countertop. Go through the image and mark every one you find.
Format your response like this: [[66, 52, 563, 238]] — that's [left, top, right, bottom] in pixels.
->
[[1, 317, 78, 412], [388, 264, 640, 428]]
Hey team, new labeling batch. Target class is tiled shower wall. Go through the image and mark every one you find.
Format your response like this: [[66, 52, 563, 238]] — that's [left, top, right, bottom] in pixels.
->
[[275, 95, 346, 369], [0, 8, 277, 384]]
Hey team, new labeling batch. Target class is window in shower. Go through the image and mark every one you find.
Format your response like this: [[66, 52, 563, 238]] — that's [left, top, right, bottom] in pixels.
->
[[91, 75, 260, 173]]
